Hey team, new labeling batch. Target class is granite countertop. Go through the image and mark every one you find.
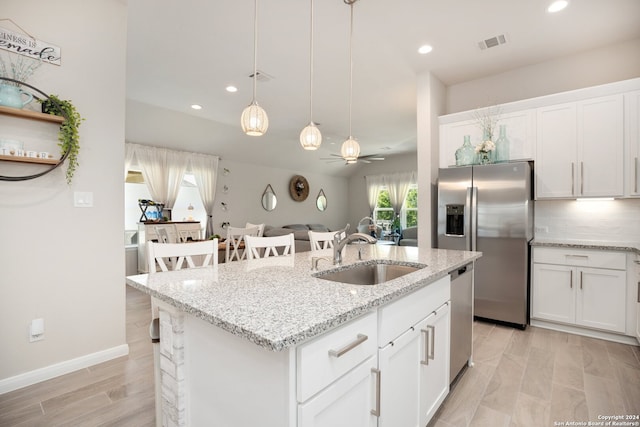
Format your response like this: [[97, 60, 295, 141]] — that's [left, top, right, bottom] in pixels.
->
[[531, 239, 640, 255], [125, 245, 481, 351]]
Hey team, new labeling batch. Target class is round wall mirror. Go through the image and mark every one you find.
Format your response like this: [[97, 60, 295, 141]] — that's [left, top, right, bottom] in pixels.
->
[[261, 184, 277, 211], [316, 189, 327, 211]]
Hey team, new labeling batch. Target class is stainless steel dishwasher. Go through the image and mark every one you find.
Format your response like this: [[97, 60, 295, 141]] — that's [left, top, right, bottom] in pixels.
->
[[449, 262, 474, 384]]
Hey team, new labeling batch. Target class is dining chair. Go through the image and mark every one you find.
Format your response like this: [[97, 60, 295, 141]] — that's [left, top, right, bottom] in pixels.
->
[[154, 224, 176, 243], [147, 239, 218, 273], [245, 234, 295, 259], [245, 222, 265, 237], [308, 230, 346, 251], [225, 226, 260, 262]]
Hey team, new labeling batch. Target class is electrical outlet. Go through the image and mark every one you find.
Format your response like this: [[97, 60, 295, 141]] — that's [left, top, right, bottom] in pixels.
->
[[29, 318, 44, 342]]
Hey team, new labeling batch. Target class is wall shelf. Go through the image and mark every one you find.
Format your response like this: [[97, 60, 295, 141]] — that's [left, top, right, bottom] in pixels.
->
[[0, 154, 59, 165], [0, 105, 65, 124]]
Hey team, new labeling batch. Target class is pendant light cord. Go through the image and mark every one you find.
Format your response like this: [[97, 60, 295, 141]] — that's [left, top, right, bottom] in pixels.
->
[[252, 0, 259, 103], [309, 0, 314, 123], [348, 0, 354, 137]]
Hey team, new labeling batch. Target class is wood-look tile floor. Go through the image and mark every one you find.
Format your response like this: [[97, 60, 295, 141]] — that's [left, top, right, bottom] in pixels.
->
[[1, 286, 639, 426], [430, 321, 640, 427]]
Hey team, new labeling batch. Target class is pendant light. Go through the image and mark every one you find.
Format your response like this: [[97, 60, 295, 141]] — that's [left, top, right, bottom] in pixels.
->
[[340, 0, 360, 163], [241, 0, 269, 136], [299, 0, 322, 150]]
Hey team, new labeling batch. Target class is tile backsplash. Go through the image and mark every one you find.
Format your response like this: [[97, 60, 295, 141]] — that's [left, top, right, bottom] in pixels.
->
[[534, 199, 640, 243]]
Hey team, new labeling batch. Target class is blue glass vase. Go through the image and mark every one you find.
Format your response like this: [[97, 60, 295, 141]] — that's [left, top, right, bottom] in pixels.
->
[[455, 135, 476, 166]]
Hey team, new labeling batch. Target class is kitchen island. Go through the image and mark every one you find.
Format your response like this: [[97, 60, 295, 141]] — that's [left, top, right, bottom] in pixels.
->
[[126, 244, 481, 427]]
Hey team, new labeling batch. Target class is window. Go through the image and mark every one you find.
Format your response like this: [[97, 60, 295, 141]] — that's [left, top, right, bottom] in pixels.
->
[[373, 185, 418, 230]]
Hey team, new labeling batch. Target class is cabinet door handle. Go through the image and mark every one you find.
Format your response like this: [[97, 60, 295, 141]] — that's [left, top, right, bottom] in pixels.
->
[[580, 162, 584, 195], [566, 254, 588, 260], [571, 163, 575, 196], [428, 325, 436, 361], [570, 270, 573, 289], [420, 328, 430, 366], [579, 271, 583, 290], [328, 334, 368, 358], [371, 368, 381, 417], [637, 282, 640, 303]]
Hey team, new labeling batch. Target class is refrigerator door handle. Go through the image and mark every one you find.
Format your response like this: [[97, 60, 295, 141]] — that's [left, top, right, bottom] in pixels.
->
[[470, 186, 478, 251]]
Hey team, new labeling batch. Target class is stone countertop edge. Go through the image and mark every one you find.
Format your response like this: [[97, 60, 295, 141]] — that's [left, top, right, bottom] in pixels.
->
[[530, 239, 640, 255], [126, 246, 481, 352]]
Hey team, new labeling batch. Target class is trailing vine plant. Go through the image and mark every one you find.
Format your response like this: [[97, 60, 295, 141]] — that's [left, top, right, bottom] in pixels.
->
[[41, 95, 84, 184]]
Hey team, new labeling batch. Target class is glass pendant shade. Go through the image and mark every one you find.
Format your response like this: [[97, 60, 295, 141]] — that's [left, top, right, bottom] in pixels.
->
[[241, 101, 269, 136], [341, 137, 360, 163], [300, 122, 322, 150]]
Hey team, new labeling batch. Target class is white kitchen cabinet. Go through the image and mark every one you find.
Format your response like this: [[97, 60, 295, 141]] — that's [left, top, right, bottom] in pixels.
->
[[625, 90, 640, 197], [298, 355, 378, 427], [535, 95, 624, 199], [419, 304, 450, 427], [378, 323, 422, 427], [532, 263, 575, 324], [439, 110, 535, 168], [532, 247, 627, 333], [378, 298, 450, 427]]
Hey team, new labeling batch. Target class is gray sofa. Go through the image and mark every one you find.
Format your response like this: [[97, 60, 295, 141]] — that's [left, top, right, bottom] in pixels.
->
[[263, 224, 332, 253], [398, 226, 418, 246]]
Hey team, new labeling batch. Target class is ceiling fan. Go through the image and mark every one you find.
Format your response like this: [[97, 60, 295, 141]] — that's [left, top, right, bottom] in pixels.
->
[[321, 153, 385, 164]]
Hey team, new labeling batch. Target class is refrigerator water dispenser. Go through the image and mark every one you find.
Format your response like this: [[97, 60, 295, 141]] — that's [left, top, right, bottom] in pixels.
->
[[446, 204, 465, 236]]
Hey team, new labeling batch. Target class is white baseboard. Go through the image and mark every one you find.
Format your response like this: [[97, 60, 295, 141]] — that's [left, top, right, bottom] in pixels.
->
[[0, 344, 130, 395], [530, 319, 639, 346]]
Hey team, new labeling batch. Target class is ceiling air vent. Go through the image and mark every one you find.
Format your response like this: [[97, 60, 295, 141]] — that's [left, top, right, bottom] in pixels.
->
[[478, 34, 507, 50], [248, 69, 274, 82]]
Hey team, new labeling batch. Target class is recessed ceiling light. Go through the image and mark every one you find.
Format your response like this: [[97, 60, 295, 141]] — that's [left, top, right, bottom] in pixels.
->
[[418, 44, 433, 54], [226, 85, 238, 93], [547, 0, 568, 13], [191, 104, 202, 110]]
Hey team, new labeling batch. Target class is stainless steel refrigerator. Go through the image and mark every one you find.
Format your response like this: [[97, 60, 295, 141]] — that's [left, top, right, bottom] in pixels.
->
[[437, 161, 533, 329]]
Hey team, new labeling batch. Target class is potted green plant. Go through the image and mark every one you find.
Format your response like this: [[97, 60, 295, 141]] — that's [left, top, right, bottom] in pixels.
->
[[40, 95, 84, 184]]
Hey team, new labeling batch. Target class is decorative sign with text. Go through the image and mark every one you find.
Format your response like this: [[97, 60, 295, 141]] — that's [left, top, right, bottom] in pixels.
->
[[0, 26, 61, 65]]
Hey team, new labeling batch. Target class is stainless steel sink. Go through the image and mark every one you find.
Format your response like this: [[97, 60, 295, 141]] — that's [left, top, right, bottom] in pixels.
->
[[314, 262, 425, 285]]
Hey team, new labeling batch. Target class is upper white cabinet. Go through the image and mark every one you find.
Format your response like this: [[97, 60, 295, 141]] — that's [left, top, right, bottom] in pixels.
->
[[439, 110, 535, 168], [625, 90, 640, 197], [535, 95, 624, 199]]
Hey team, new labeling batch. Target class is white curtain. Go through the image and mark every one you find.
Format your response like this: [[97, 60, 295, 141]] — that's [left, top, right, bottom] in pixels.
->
[[124, 142, 135, 180], [191, 153, 219, 238], [386, 171, 416, 222], [364, 175, 385, 217], [134, 144, 189, 211]]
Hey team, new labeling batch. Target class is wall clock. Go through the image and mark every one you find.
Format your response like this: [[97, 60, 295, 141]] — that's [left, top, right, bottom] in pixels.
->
[[289, 175, 309, 202]]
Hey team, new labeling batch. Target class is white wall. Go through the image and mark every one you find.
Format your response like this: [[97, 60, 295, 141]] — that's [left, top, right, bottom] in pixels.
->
[[446, 38, 640, 114], [213, 158, 349, 234], [0, 0, 127, 391]]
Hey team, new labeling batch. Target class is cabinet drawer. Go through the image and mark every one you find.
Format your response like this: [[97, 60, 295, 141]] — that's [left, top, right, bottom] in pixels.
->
[[297, 310, 377, 403], [378, 275, 450, 345], [533, 247, 626, 270]]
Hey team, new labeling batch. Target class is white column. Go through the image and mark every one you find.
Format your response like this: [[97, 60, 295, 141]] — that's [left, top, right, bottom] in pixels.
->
[[416, 72, 446, 248]]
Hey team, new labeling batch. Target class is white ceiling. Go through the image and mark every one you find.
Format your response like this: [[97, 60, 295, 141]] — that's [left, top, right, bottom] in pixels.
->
[[126, 0, 640, 177]]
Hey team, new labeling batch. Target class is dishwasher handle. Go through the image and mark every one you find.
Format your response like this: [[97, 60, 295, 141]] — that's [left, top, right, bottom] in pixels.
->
[[449, 262, 473, 281]]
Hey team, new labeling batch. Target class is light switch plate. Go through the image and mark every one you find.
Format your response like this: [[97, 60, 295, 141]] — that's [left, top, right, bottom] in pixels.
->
[[74, 191, 93, 207]]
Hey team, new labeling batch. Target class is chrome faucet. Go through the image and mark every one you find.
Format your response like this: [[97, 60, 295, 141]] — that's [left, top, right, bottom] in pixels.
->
[[333, 224, 377, 265]]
